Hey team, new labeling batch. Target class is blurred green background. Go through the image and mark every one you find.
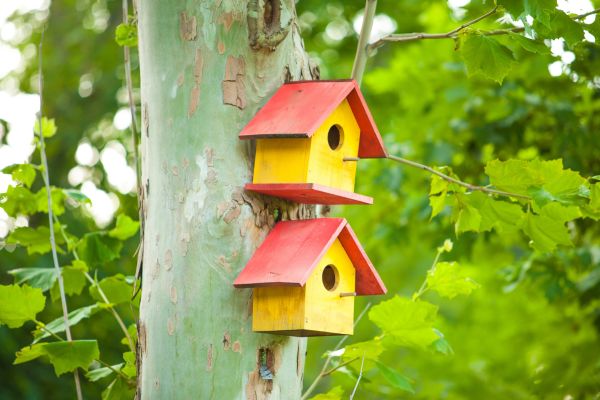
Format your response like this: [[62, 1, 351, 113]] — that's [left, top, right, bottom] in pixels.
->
[[1, 0, 600, 399]]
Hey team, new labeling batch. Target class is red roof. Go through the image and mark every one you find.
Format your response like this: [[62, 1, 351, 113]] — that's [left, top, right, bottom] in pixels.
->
[[233, 218, 386, 296], [239, 80, 387, 158]]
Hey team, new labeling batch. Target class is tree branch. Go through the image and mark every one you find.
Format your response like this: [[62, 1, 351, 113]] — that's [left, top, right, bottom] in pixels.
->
[[345, 155, 531, 200], [369, 7, 600, 51], [369, 6, 497, 51], [351, 0, 378, 86], [37, 29, 83, 400], [349, 354, 366, 400]]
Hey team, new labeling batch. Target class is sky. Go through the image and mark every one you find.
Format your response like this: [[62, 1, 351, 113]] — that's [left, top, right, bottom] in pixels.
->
[[0, 0, 596, 237]]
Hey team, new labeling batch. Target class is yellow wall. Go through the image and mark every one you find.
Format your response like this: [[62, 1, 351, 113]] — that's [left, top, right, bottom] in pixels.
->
[[252, 285, 306, 333], [252, 238, 356, 336], [253, 137, 311, 184], [251, 100, 360, 192], [304, 239, 355, 335], [306, 100, 360, 192]]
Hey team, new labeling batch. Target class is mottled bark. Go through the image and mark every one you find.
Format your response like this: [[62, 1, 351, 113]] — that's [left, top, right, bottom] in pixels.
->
[[137, 1, 318, 398]]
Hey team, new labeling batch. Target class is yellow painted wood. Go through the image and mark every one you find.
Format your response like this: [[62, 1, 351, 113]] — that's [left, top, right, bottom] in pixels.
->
[[306, 100, 360, 192], [252, 286, 306, 332], [252, 238, 356, 336], [252, 138, 311, 184], [304, 239, 355, 335], [251, 100, 360, 192]]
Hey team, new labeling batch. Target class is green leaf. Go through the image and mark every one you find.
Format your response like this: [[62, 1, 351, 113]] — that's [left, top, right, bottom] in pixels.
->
[[8, 267, 58, 292], [341, 338, 385, 363], [460, 33, 516, 83], [108, 214, 140, 240], [2, 164, 36, 187], [86, 363, 123, 382], [426, 261, 480, 299], [50, 261, 88, 301], [115, 23, 138, 47], [77, 232, 123, 266], [485, 159, 544, 194], [33, 117, 57, 138], [539, 202, 581, 222], [309, 386, 344, 400], [455, 199, 482, 234], [35, 187, 66, 216], [470, 193, 524, 233], [499, 0, 555, 20], [508, 33, 549, 54], [429, 174, 449, 218], [13, 342, 47, 364], [102, 377, 135, 400], [6, 226, 64, 255], [369, 296, 439, 349], [0, 284, 46, 328], [121, 324, 137, 347], [15, 340, 99, 376], [63, 189, 91, 204], [485, 159, 589, 206], [121, 351, 137, 378], [432, 335, 454, 355], [33, 303, 106, 343], [0, 185, 37, 216], [521, 211, 573, 253], [45, 341, 99, 376], [89, 275, 132, 305], [376, 361, 415, 393], [535, 9, 585, 46], [588, 183, 600, 211]]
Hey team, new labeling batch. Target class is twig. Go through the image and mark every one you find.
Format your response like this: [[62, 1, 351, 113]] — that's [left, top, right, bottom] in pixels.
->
[[369, 6, 497, 52], [121, 0, 145, 301], [351, 0, 378, 86], [369, 7, 600, 52], [301, 303, 372, 400], [53, 217, 135, 352], [387, 154, 531, 200], [413, 245, 444, 300], [574, 7, 600, 19], [36, 28, 83, 400], [321, 356, 359, 377], [122, 0, 140, 192], [349, 354, 366, 400], [345, 155, 530, 200], [83, 272, 136, 352]]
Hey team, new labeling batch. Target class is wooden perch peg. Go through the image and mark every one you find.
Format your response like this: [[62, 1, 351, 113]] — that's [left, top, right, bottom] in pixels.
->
[[339, 292, 357, 297], [343, 157, 360, 162]]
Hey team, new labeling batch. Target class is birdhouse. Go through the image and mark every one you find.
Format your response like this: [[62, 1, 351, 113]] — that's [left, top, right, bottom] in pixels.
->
[[233, 218, 386, 336], [239, 80, 387, 205]]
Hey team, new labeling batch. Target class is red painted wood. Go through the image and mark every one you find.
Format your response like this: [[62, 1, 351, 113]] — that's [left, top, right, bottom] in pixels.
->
[[338, 223, 387, 295], [239, 80, 387, 158], [244, 183, 373, 205], [233, 218, 386, 296]]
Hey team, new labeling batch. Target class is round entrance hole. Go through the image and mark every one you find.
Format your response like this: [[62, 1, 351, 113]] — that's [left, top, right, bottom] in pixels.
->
[[327, 125, 343, 150], [322, 264, 339, 291]]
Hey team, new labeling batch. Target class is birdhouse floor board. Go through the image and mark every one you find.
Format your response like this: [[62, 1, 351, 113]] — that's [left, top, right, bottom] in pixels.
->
[[253, 329, 352, 337], [244, 183, 373, 205]]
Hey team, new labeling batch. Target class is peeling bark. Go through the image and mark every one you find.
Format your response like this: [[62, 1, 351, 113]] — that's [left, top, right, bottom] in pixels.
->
[[137, 0, 316, 398]]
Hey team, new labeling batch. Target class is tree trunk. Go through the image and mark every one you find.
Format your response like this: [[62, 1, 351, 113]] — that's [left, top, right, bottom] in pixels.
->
[[137, 1, 319, 398]]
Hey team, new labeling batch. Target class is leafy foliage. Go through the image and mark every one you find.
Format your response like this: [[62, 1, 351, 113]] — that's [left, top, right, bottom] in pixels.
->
[[14, 340, 99, 376], [2, 0, 600, 398], [0, 285, 46, 328], [460, 34, 516, 83]]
